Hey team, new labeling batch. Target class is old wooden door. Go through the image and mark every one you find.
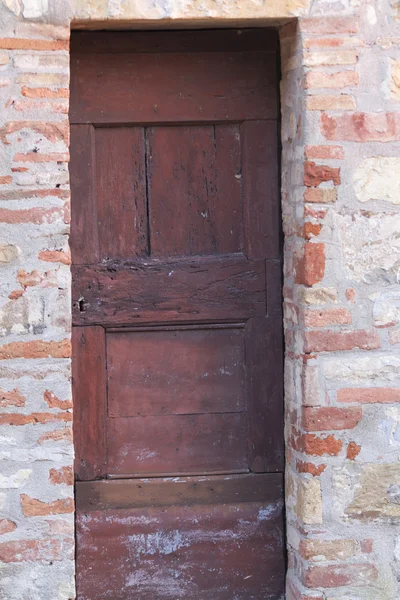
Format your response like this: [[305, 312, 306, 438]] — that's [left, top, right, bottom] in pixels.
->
[[70, 29, 284, 600]]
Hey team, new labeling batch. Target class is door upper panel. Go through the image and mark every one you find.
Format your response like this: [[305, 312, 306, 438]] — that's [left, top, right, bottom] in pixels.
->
[[69, 121, 280, 267], [70, 30, 278, 125]]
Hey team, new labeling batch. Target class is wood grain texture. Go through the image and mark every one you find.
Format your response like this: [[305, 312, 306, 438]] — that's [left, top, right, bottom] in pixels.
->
[[95, 127, 147, 260], [76, 488, 285, 600], [70, 124, 98, 264], [71, 28, 284, 600], [71, 29, 279, 55], [76, 473, 283, 510], [147, 125, 242, 257], [266, 258, 283, 319], [107, 413, 248, 477], [72, 326, 107, 481], [241, 120, 280, 259], [107, 327, 245, 417], [70, 51, 277, 124], [72, 257, 266, 326], [245, 317, 284, 473]]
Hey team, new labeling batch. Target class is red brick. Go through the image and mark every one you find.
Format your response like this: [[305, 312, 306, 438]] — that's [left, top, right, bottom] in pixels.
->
[[8, 290, 24, 300], [299, 17, 359, 34], [0, 539, 64, 562], [38, 427, 73, 444], [304, 206, 328, 219], [347, 441, 361, 460], [295, 243, 326, 287], [346, 288, 356, 303], [304, 162, 341, 186], [306, 71, 358, 89], [305, 145, 344, 159], [304, 37, 364, 49], [0, 339, 71, 360], [14, 152, 69, 163], [304, 188, 337, 204], [303, 563, 378, 588], [305, 308, 351, 327], [303, 407, 362, 431], [305, 50, 358, 67], [0, 519, 17, 535], [295, 432, 342, 456], [300, 538, 356, 561], [287, 580, 324, 600], [46, 519, 72, 535], [39, 249, 71, 265], [21, 87, 68, 99], [297, 461, 326, 476], [49, 466, 73, 486], [321, 112, 400, 142], [0, 189, 68, 201], [338, 387, 400, 404], [303, 223, 322, 240], [17, 268, 57, 289], [0, 412, 71, 426], [305, 329, 380, 352], [360, 539, 373, 553], [0, 121, 68, 145], [0, 38, 68, 51], [15, 22, 70, 41], [306, 94, 355, 111], [0, 205, 68, 225], [0, 176, 12, 185], [17, 269, 43, 288], [44, 390, 72, 410], [16, 73, 69, 86], [389, 328, 400, 345], [21, 494, 74, 516], [0, 388, 25, 409], [13, 100, 68, 114]]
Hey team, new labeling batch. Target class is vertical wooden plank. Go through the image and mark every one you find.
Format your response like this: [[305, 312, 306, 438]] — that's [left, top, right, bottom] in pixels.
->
[[241, 120, 280, 259], [69, 124, 99, 264], [72, 326, 107, 481], [266, 258, 283, 320], [246, 317, 284, 473], [213, 124, 243, 254], [96, 127, 147, 261], [147, 125, 242, 258]]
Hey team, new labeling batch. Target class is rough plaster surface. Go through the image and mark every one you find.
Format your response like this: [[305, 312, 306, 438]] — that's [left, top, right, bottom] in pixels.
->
[[0, 0, 399, 599]]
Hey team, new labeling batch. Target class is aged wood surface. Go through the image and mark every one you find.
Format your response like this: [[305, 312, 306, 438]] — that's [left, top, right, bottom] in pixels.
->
[[71, 28, 284, 600], [72, 326, 107, 481], [71, 29, 279, 55], [96, 127, 148, 260], [241, 120, 280, 259], [69, 124, 98, 265], [76, 482, 285, 599], [70, 51, 278, 124], [108, 412, 248, 476], [76, 473, 283, 510], [245, 317, 284, 473], [72, 257, 266, 326], [107, 327, 245, 417], [147, 125, 242, 257]]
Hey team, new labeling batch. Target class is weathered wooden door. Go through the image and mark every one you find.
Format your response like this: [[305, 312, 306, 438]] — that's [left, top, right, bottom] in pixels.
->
[[70, 29, 284, 600]]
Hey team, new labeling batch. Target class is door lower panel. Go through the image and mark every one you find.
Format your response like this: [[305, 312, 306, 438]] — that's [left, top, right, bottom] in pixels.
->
[[76, 474, 285, 600]]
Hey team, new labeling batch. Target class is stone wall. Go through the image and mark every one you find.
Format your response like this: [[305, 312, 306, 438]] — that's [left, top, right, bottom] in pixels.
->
[[0, 0, 399, 599]]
